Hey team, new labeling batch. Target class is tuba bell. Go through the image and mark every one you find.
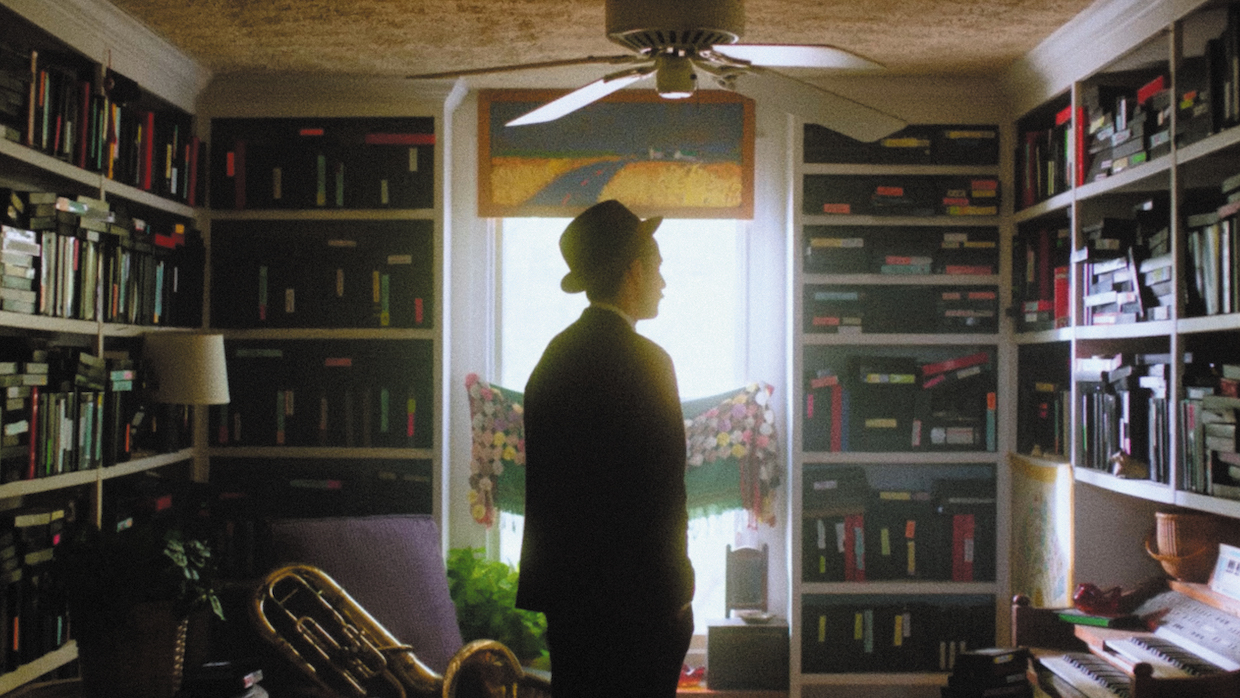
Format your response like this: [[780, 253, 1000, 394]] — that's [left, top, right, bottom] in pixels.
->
[[251, 564, 543, 698]]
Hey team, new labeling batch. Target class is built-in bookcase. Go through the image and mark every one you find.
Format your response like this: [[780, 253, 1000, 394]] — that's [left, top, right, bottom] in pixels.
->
[[201, 100, 446, 579], [1008, 0, 1240, 595], [0, 1, 210, 692], [790, 122, 1007, 696]]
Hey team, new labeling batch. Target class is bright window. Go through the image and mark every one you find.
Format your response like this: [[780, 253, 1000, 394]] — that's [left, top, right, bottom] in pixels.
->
[[498, 216, 748, 633]]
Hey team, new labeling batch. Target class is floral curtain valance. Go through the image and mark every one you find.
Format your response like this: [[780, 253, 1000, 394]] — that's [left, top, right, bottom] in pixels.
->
[[465, 373, 781, 528]]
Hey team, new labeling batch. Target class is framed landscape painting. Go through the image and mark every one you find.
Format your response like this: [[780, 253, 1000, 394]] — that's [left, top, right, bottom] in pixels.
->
[[479, 89, 754, 219]]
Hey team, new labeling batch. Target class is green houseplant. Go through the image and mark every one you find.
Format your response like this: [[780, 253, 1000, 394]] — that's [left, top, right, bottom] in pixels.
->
[[445, 547, 549, 668], [54, 522, 225, 698]]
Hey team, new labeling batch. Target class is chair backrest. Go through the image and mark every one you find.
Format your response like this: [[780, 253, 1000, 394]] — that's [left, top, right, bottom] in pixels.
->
[[725, 543, 768, 618], [266, 514, 464, 674]]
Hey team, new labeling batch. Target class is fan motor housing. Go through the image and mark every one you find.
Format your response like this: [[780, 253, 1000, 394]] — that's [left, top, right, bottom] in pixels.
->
[[606, 0, 744, 53]]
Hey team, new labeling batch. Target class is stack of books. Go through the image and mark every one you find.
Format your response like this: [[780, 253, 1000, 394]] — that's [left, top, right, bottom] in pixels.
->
[[0, 348, 48, 483], [180, 659, 267, 697], [1076, 352, 1173, 481], [936, 228, 997, 275], [939, 177, 999, 216], [941, 647, 1032, 698], [1182, 362, 1240, 499], [1081, 73, 1171, 182], [0, 499, 74, 670], [1012, 225, 1070, 332], [1184, 171, 1240, 317], [916, 350, 997, 452], [805, 288, 865, 334]]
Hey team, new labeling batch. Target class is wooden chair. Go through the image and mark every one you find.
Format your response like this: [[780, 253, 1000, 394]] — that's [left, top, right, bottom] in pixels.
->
[[724, 543, 768, 618]]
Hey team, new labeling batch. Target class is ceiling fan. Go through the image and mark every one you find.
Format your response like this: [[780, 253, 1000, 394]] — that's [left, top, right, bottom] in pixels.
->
[[406, 0, 906, 142]]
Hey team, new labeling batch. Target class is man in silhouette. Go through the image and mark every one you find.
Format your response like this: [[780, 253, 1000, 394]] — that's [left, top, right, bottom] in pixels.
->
[[517, 200, 695, 698]]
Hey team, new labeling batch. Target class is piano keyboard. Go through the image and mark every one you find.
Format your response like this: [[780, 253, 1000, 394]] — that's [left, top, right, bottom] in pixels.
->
[[1105, 635, 1225, 678], [1039, 652, 1131, 698]]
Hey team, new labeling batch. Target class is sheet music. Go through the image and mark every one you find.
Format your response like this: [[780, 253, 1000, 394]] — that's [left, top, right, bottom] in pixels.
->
[[1134, 590, 1240, 671]]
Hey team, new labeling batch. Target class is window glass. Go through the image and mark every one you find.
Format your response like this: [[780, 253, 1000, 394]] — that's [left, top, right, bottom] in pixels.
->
[[499, 217, 747, 632]]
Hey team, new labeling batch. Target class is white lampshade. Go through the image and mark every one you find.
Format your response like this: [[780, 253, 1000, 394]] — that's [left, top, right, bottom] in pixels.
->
[[143, 332, 231, 405]]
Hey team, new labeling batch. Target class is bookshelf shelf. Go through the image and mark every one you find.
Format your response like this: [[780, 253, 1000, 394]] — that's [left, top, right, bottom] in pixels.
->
[[801, 214, 1001, 227], [798, 673, 949, 686], [1073, 468, 1176, 503], [216, 327, 435, 341], [0, 450, 191, 500], [1175, 490, 1240, 518], [802, 273, 1000, 286], [800, 451, 1000, 464], [1174, 123, 1240, 167], [803, 333, 1001, 346], [1177, 314, 1240, 335], [800, 163, 1001, 177], [1074, 157, 1173, 200], [1013, 190, 1074, 223], [208, 446, 434, 460], [1012, 327, 1073, 345], [207, 208, 436, 221], [0, 311, 101, 336], [801, 581, 997, 595], [1072, 320, 1175, 340], [0, 641, 77, 695], [0, 126, 196, 219]]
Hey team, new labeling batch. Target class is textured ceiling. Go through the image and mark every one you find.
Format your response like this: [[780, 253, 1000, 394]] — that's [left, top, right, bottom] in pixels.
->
[[107, 0, 1096, 82]]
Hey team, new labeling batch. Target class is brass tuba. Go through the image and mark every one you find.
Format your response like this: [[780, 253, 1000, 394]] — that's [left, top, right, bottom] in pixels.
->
[[251, 564, 548, 698]]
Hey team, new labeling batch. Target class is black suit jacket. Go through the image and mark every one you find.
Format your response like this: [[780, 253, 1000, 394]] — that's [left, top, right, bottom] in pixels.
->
[[516, 306, 694, 616]]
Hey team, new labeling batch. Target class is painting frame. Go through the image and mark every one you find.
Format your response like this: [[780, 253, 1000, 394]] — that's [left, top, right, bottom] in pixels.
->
[[478, 88, 754, 219]]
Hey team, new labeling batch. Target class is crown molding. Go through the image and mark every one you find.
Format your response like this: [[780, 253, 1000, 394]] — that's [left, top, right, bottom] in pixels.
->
[[1002, 0, 1208, 117], [198, 74, 461, 119], [1, 0, 210, 113]]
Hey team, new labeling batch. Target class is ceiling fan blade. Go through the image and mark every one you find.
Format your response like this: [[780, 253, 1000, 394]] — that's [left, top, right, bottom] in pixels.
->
[[406, 54, 639, 80], [713, 44, 883, 71], [731, 67, 905, 143], [506, 67, 655, 126]]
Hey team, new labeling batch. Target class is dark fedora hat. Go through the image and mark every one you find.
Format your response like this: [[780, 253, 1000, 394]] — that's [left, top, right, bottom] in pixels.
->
[[559, 200, 662, 293]]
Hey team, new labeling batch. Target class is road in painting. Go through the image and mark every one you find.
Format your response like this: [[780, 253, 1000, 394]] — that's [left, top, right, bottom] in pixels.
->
[[484, 93, 750, 216], [526, 158, 631, 208]]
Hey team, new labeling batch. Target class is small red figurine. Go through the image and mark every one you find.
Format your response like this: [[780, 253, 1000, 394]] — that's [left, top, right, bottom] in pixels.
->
[[1073, 582, 1123, 615]]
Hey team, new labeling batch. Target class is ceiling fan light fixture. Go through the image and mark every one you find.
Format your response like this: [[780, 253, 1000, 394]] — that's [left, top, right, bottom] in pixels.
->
[[655, 54, 696, 99]]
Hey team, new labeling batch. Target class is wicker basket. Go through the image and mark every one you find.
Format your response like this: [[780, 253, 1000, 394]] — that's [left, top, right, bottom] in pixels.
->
[[77, 601, 189, 698], [1144, 511, 1220, 583]]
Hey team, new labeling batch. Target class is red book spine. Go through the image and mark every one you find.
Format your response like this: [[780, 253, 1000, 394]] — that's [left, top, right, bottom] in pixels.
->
[[363, 132, 436, 145], [843, 513, 865, 581], [920, 350, 990, 377], [952, 513, 975, 582], [26, 386, 38, 480], [1053, 265, 1070, 328], [1075, 106, 1086, 187], [830, 384, 843, 452]]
